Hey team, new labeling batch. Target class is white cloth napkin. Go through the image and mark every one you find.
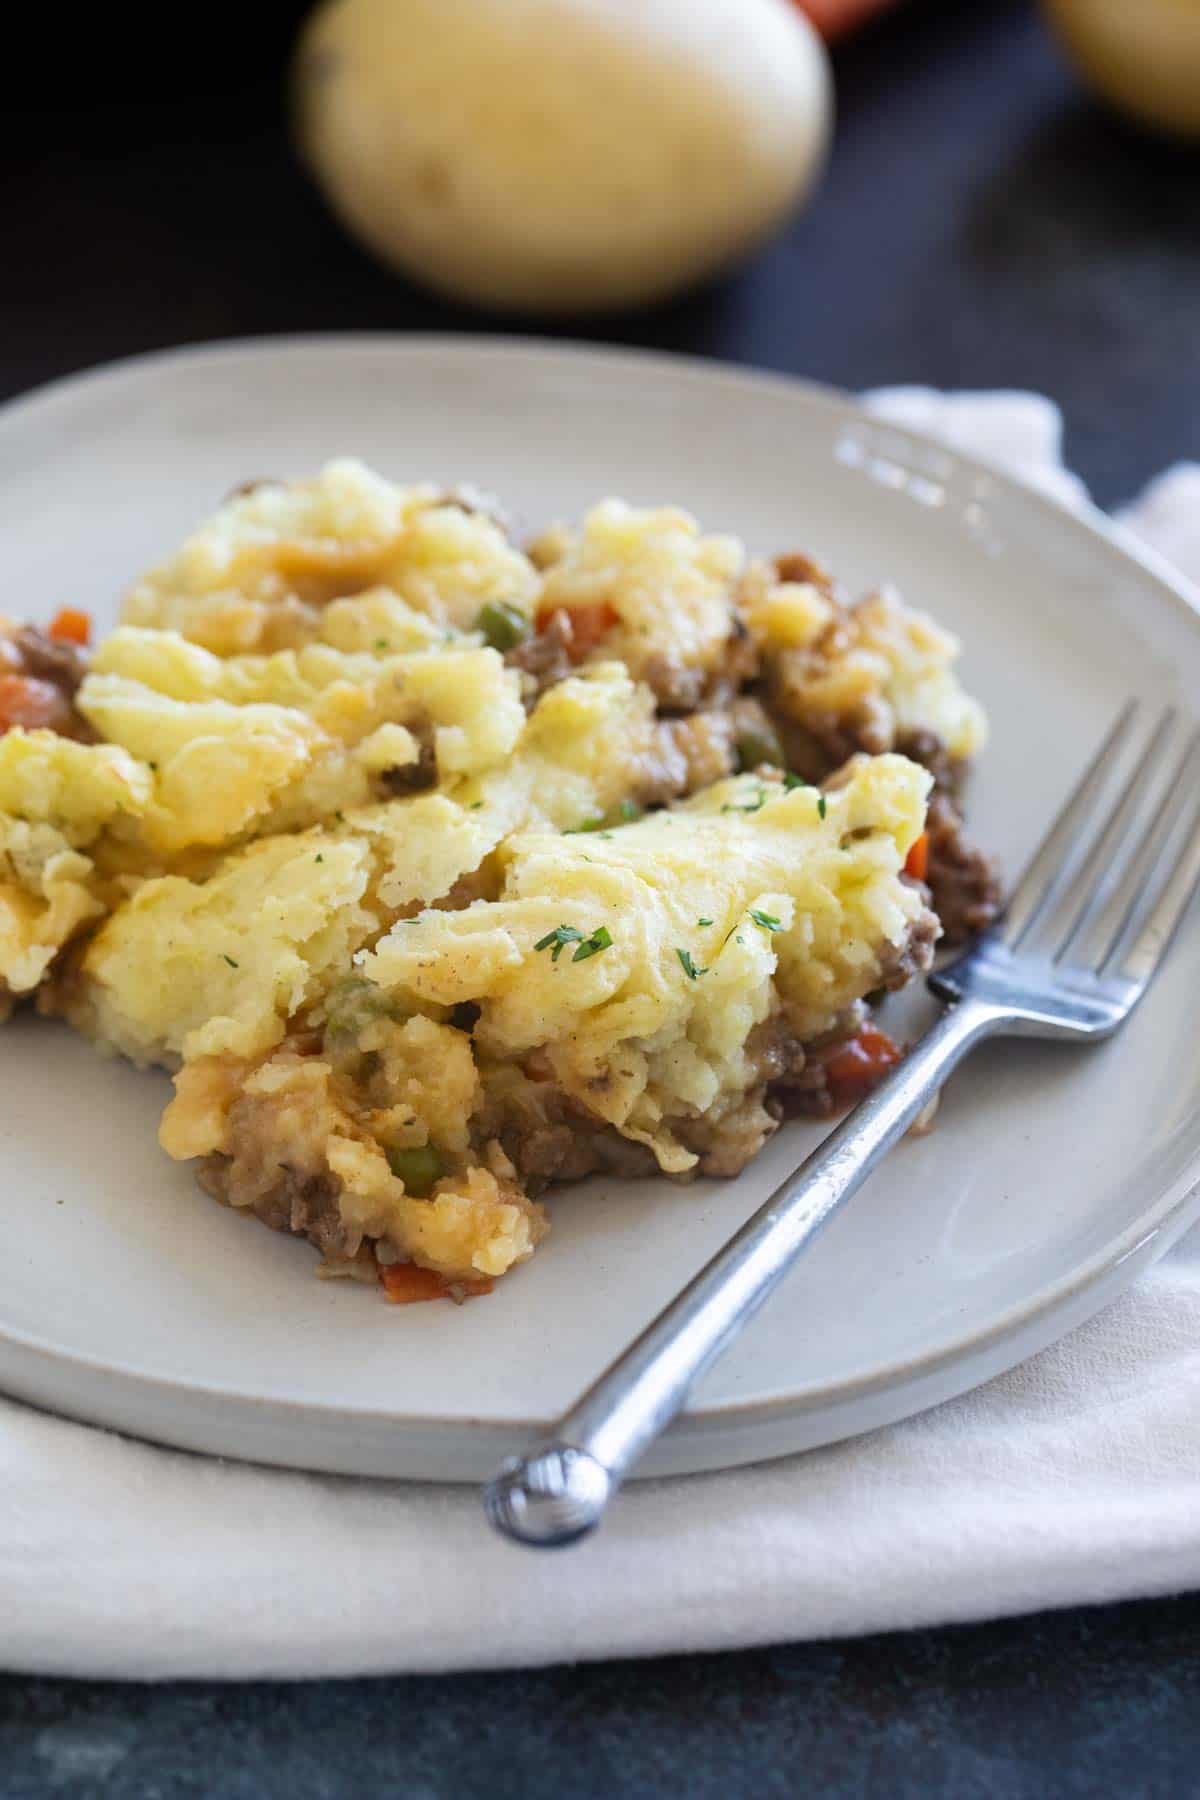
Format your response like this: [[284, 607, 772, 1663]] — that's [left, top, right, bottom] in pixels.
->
[[4, 391, 1200, 1682]]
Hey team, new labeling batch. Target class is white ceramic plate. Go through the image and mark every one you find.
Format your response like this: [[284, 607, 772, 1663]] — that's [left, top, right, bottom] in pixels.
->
[[2, 336, 1199, 1483]]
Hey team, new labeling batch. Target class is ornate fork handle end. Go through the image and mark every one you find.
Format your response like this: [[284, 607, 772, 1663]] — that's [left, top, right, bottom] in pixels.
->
[[484, 1443, 612, 1547]]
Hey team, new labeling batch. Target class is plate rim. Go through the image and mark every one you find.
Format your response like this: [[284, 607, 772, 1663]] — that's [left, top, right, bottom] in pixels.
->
[[3, 331, 1199, 1462]]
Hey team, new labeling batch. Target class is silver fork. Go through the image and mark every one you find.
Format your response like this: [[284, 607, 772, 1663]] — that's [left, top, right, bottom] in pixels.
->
[[484, 702, 1200, 1548]]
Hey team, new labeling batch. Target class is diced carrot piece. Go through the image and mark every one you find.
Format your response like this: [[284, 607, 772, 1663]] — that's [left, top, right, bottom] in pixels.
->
[[904, 832, 929, 883], [0, 673, 73, 734], [534, 600, 620, 660], [380, 1262, 494, 1305], [824, 1024, 903, 1106], [47, 607, 92, 645]]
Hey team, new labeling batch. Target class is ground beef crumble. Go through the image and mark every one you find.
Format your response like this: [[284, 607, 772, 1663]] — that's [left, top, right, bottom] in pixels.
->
[[505, 609, 575, 704], [894, 730, 1002, 943], [0, 625, 93, 739], [379, 725, 437, 794], [922, 791, 1003, 944], [199, 1156, 354, 1261]]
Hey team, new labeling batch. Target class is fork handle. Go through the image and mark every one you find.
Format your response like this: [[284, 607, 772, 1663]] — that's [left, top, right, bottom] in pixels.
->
[[484, 996, 1005, 1547]]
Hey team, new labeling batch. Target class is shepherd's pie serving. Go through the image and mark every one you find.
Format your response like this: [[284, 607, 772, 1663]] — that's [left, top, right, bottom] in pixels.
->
[[0, 463, 999, 1301]]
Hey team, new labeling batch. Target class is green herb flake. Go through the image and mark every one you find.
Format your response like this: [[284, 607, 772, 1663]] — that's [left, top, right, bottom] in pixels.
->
[[222, 954, 239, 969], [782, 771, 809, 792], [315, 854, 324, 864], [676, 947, 705, 980], [535, 924, 585, 962], [748, 909, 783, 933], [617, 799, 642, 822], [469, 800, 484, 810], [572, 925, 613, 963], [721, 787, 767, 816], [374, 638, 390, 651], [817, 795, 828, 820], [697, 916, 713, 927]]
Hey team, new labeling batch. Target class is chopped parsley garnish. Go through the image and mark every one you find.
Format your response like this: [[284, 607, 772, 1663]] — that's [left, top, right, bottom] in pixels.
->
[[697, 916, 713, 927], [315, 854, 324, 863], [534, 923, 613, 964], [721, 787, 767, 815], [571, 925, 613, 963], [222, 954, 239, 969], [817, 794, 828, 820], [676, 947, 705, 980], [375, 638, 390, 650], [748, 909, 783, 932], [569, 798, 642, 834], [469, 800, 484, 810], [535, 924, 585, 961], [782, 771, 809, 791]]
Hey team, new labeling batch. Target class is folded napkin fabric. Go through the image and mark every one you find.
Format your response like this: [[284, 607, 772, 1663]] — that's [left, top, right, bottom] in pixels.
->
[[2, 389, 1198, 1680]]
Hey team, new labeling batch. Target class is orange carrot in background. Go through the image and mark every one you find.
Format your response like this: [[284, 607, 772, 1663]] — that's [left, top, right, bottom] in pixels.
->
[[0, 674, 72, 734], [534, 601, 620, 661], [824, 1024, 903, 1106], [380, 1262, 494, 1305], [47, 607, 92, 645], [794, 0, 903, 41], [905, 832, 930, 882]]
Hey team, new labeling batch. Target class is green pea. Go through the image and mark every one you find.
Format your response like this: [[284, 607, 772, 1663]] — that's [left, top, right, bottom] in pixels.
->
[[385, 1144, 446, 1197], [735, 725, 785, 773], [475, 600, 530, 652]]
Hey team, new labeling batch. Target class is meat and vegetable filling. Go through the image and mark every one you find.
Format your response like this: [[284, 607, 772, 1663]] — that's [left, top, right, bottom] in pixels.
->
[[0, 464, 999, 1300]]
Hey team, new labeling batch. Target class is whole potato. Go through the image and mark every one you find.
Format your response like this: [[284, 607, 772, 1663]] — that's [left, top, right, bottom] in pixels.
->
[[1044, 0, 1200, 140], [294, 0, 832, 312]]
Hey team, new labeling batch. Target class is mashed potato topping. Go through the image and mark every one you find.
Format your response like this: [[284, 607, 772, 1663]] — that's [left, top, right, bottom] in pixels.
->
[[77, 626, 527, 856], [0, 731, 151, 1014], [0, 464, 995, 1296], [367, 756, 929, 1177], [123, 461, 539, 654]]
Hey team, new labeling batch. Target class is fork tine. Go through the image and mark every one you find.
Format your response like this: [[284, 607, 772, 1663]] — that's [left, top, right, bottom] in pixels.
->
[[1112, 779, 1200, 990], [1070, 726, 1200, 974], [1048, 706, 1177, 961], [1003, 700, 1140, 947]]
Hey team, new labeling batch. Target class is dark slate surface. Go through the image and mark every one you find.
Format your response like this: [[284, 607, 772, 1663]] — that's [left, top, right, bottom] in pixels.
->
[[5, 1593, 1200, 1798], [2, 1, 1198, 1792]]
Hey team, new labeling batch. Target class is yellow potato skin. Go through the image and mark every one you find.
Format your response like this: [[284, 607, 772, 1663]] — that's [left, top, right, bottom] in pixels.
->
[[1044, 0, 1200, 140], [293, 0, 832, 313]]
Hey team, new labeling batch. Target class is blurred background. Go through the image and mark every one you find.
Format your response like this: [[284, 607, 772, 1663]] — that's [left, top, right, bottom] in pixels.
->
[[3, 0, 1196, 506]]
